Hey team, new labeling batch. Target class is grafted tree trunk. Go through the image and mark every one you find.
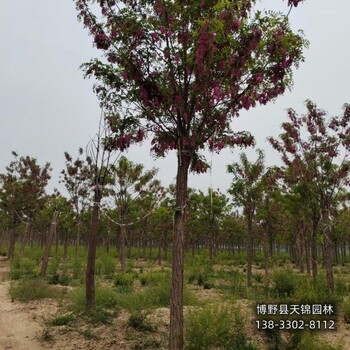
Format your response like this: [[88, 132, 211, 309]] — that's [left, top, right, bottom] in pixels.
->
[[169, 154, 190, 350], [86, 187, 101, 312], [40, 211, 59, 278]]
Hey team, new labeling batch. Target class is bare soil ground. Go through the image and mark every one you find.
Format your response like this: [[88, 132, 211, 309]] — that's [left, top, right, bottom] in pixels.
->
[[0, 257, 44, 350], [0, 256, 349, 350]]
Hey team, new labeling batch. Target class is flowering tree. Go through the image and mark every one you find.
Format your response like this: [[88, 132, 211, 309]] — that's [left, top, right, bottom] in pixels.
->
[[75, 0, 306, 347], [227, 149, 265, 286], [109, 155, 162, 273], [0, 152, 51, 259], [269, 101, 350, 291], [60, 148, 92, 254]]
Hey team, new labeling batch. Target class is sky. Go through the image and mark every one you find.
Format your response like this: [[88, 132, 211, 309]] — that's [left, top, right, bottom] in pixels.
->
[[1, 0, 350, 196]]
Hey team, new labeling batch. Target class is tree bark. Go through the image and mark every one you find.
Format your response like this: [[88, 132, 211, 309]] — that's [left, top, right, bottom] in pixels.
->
[[246, 210, 253, 287], [75, 220, 81, 256], [7, 224, 17, 260], [40, 211, 59, 278], [120, 223, 127, 274], [321, 208, 334, 291], [19, 222, 30, 255], [86, 187, 101, 312], [311, 210, 319, 278], [169, 154, 190, 350]]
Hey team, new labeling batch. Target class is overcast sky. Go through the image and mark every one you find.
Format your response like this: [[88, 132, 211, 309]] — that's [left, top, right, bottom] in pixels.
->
[[1, 1, 350, 196]]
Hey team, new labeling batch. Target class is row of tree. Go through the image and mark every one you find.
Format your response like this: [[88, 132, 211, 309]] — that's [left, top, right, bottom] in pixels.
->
[[2, 98, 350, 292]]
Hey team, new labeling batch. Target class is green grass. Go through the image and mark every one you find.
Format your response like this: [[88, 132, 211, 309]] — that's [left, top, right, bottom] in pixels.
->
[[49, 313, 76, 326], [9, 278, 66, 302], [185, 305, 257, 350]]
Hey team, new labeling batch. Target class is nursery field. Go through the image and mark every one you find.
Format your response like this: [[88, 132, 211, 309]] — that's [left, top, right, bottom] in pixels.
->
[[1, 246, 350, 350]]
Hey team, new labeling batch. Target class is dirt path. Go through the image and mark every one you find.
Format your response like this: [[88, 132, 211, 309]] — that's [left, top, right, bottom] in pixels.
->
[[0, 257, 44, 350]]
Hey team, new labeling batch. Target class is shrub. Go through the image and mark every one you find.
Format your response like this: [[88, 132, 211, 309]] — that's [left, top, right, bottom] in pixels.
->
[[128, 311, 156, 332], [69, 285, 119, 312], [114, 273, 134, 287], [90, 306, 114, 324], [295, 331, 341, 350], [272, 269, 298, 298], [185, 306, 256, 350], [48, 273, 71, 286], [9, 279, 63, 302], [294, 274, 339, 310], [343, 299, 350, 323]]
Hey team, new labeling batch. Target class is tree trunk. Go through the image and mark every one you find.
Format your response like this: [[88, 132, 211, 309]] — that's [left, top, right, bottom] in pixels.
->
[[120, 224, 127, 274], [75, 220, 81, 256], [127, 234, 132, 259], [169, 154, 190, 350], [305, 234, 310, 276], [7, 224, 17, 260], [40, 211, 59, 278], [311, 211, 318, 278], [246, 210, 253, 287], [157, 236, 162, 265], [321, 208, 334, 291], [86, 187, 101, 312], [19, 222, 30, 255], [64, 230, 69, 259], [263, 229, 269, 276]]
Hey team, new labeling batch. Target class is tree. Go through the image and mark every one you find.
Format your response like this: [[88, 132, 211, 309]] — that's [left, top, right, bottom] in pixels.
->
[[227, 149, 265, 286], [0, 152, 51, 259], [75, 1, 306, 347], [269, 101, 350, 291], [85, 117, 115, 312], [109, 155, 161, 273], [60, 148, 92, 254], [187, 189, 230, 261]]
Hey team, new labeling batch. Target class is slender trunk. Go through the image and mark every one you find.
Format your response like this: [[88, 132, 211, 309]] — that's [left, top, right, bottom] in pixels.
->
[[311, 212, 318, 278], [19, 222, 31, 255], [64, 230, 69, 259], [169, 154, 190, 350], [305, 233, 310, 276], [334, 240, 339, 265], [127, 234, 132, 259], [75, 220, 81, 256], [0, 227, 7, 252], [7, 224, 17, 260], [342, 243, 346, 265], [86, 187, 101, 312], [246, 210, 253, 287], [40, 211, 59, 278], [157, 236, 162, 265], [263, 229, 269, 276], [120, 224, 127, 274], [298, 227, 305, 273], [321, 208, 334, 291], [142, 230, 146, 258], [164, 238, 168, 261]]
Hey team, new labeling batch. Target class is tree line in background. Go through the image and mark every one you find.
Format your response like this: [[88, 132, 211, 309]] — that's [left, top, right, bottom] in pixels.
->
[[1, 98, 350, 298]]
